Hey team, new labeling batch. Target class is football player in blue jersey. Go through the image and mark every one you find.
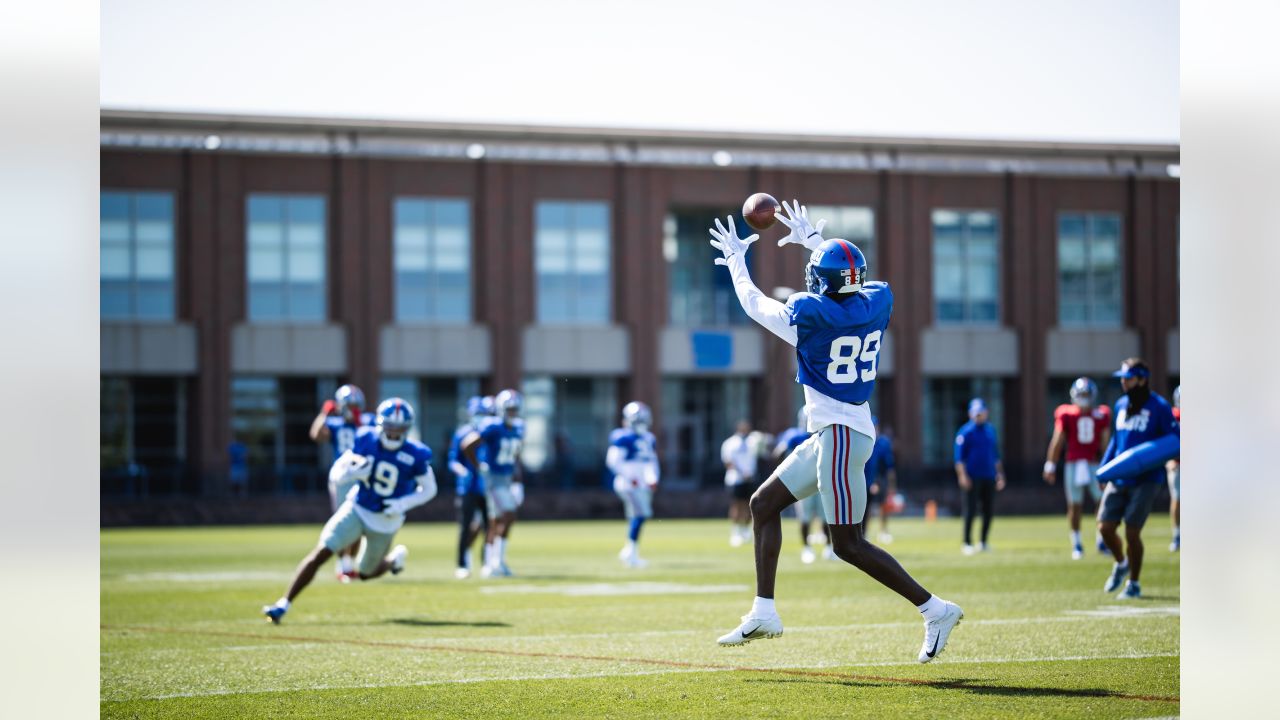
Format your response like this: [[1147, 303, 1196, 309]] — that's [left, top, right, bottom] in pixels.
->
[[773, 407, 825, 564], [708, 201, 963, 663], [462, 389, 525, 577], [308, 384, 374, 582], [608, 401, 660, 568], [451, 396, 495, 579], [1097, 358, 1180, 599], [263, 398, 438, 624]]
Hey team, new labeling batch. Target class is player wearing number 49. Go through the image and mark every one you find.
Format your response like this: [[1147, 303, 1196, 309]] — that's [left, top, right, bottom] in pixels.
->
[[707, 200, 962, 663], [1043, 378, 1112, 560], [262, 398, 438, 624], [308, 384, 374, 582], [608, 401, 660, 568]]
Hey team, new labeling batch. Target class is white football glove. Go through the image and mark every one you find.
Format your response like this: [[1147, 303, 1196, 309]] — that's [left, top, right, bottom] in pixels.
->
[[708, 216, 759, 266], [510, 482, 525, 507], [330, 451, 372, 485], [775, 199, 827, 250]]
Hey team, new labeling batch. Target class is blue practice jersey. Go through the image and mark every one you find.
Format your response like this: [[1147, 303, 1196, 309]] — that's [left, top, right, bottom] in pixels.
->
[[786, 281, 893, 405], [609, 427, 658, 463], [865, 434, 896, 487], [774, 427, 810, 457], [349, 427, 434, 513], [325, 413, 373, 456], [955, 421, 1000, 481], [449, 423, 484, 496], [477, 417, 524, 475], [1100, 393, 1179, 487]]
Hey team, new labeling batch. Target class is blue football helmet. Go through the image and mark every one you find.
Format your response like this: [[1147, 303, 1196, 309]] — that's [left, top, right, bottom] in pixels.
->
[[806, 238, 868, 296], [375, 397, 415, 450], [335, 384, 366, 419], [466, 395, 495, 420], [622, 401, 652, 430], [1070, 377, 1098, 407], [495, 389, 522, 423]]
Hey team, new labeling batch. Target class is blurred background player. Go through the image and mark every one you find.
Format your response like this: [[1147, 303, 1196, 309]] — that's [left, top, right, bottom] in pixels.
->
[[773, 407, 826, 563], [955, 398, 1006, 554], [721, 420, 758, 547], [308, 384, 372, 581], [450, 395, 494, 578], [865, 415, 898, 544], [608, 401, 660, 568], [1043, 377, 1112, 559], [1097, 358, 1180, 599], [708, 202, 962, 663], [262, 398, 437, 624], [1167, 385, 1180, 552], [462, 389, 525, 577]]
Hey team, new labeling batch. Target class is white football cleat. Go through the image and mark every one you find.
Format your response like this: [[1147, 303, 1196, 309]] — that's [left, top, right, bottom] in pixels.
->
[[388, 545, 408, 575], [717, 614, 783, 646], [822, 546, 838, 561], [961, 544, 977, 556], [800, 547, 816, 564], [1071, 548, 1084, 560], [878, 532, 894, 544], [454, 567, 470, 579], [480, 564, 496, 578], [625, 555, 649, 569], [729, 532, 745, 547], [918, 601, 964, 663]]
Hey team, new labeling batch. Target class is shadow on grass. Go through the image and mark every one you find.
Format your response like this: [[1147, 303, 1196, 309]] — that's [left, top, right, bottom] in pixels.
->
[[746, 676, 1172, 702], [380, 617, 512, 628]]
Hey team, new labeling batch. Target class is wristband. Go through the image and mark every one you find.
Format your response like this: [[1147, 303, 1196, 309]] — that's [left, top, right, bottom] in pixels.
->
[[1043, 461, 1056, 475], [322, 400, 337, 415]]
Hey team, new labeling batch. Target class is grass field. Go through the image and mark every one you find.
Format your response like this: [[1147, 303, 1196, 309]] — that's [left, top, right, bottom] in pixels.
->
[[101, 515, 1179, 718]]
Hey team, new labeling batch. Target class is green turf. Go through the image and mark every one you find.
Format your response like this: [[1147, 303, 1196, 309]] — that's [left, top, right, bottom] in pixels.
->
[[102, 515, 1179, 718]]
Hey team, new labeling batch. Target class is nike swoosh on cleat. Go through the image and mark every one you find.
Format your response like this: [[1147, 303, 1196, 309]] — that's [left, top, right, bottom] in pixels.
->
[[925, 634, 940, 658], [741, 625, 761, 638]]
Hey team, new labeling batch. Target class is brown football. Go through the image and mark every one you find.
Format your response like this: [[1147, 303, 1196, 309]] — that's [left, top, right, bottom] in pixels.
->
[[742, 193, 781, 231]]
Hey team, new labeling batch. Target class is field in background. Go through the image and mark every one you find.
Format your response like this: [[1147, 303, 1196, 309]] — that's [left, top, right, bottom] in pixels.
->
[[102, 517, 1179, 718]]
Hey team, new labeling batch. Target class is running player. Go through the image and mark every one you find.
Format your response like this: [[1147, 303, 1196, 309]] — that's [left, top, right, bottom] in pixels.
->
[[1167, 385, 1180, 551], [262, 398, 437, 624], [608, 401, 660, 568], [450, 395, 494, 578], [708, 201, 963, 662], [773, 408, 825, 563], [865, 415, 898, 544], [308, 384, 373, 581], [1098, 358, 1180, 599], [462, 389, 525, 577], [1043, 377, 1112, 559]]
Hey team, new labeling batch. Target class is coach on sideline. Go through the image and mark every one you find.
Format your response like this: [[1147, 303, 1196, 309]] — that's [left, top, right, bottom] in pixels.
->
[[954, 398, 1006, 555]]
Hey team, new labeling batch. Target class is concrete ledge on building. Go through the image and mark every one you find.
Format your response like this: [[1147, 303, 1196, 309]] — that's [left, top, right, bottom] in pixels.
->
[[921, 326, 1019, 376], [381, 324, 491, 374], [231, 323, 347, 374], [523, 325, 629, 375], [1167, 328, 1179, 374], [659, 326, 764, 375], [1045, 327, 1141, 375], [101, 322, 198, 375]]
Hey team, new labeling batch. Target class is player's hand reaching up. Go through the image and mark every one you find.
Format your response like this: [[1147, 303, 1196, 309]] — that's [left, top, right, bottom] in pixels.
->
[[775, 199, 827, 250], [708, 216, 759, 266]]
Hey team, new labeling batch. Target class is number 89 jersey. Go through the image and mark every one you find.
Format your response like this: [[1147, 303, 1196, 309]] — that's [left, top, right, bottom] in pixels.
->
[[786, 281, 893, 405], [349, 427, 434, 514]]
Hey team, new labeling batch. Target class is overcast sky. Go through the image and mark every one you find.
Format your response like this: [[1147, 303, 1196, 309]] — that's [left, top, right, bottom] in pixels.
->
[[101, 0, 1178, 143]]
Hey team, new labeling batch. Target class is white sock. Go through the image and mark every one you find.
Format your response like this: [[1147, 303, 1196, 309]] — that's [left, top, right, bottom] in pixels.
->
[[625, 540, 637, 554], [497, 537, 507, 562], [275, 597, 290, 610], [1115, 559, 1129, 569], [751, 596, 776, 617], [484, 542, 494, 567], [1070, 530, 1081, 545], [917, 595, 946, 621], [339, 555, 353, 573]]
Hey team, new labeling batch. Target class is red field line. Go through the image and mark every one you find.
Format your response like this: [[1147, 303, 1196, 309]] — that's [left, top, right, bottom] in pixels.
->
[[102, 624, 1179, 704]]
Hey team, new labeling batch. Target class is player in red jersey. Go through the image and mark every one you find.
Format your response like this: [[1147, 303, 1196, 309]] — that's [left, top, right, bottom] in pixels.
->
[[1043, 377, 1112, 559]]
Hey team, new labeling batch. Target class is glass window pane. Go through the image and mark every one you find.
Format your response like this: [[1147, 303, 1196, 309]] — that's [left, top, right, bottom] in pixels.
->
[[968, 261, 999, 301], [288, 248, 325, 282], [136, 283, 174, 320], [101, 284, 131, 318], [287, 196, 325, 226], [1061, 301, 1087, 325], [434, 224, 469, 272], [574, 225, 609, 274], [248, 248, 284, 281], [435, 199, 468, 228], [248, 218, 284, 249], [102, 246, 132, 280], [537, 202, 570, 231], [1094, 301, 1121, 326], [1059, 236, 1086, 272], [937, 300, 965, 324], [1092, 214, 1121, 243], [289, 220, 324, 250], [934, 257, 964, 299], [288, 284, 325, 321], [1058, 214, 1086, 244], [248, 195, 283, 224], [396, 225, 429, 253], [537, 225, 571, 273], [249, 284, 285, 320], [395, 242, 428, 271], [135, 247, 171, 280], [396, 288, 428, 321], [1090, 236, 1119, 270], [395, 198, 428, 227]]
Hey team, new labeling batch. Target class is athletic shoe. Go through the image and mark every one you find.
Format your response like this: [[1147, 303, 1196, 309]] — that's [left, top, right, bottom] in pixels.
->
[[497, 562, 514, 577], [962, 544, 977, 556], [1117, 580, 1141, 600], [800, 547, 816, 564], [454, 567, 470, 579], [625, 555, 649, 569], [717, 613, 783, 646], [878, 532, 894, 544], [480, 564, 496, 578], [388, 545, 408, 575], [822, 546, 838, 561], [1104, 561, 1130, 593], [1169, 538, 1180, 552], [729, 532, 744, 547], [1072, 543, 1084, 560], [918, 601, 964, 663], [1096, 537, 1109, 553], [262, 604, 287, 625], [980, 542, 992, 553]]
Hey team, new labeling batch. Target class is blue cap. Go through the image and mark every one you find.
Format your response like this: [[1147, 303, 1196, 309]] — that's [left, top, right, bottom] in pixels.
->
[[968, 398, 987, 417], [1112, 360, 1150, 379]]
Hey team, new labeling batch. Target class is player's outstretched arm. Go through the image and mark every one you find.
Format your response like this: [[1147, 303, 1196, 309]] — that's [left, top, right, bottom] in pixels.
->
[[1043, 428, 1065, 483], [708, 215, 798, 346], [775, 199, 827, 251], [309, 400, 336, 443]]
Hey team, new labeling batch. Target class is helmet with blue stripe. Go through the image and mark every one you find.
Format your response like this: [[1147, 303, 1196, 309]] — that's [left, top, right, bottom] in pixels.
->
[[466, 395, 495, 421], [375, 397, 415, 450], [622, 401, 652, 430], [805, 238, 868, 296], [335, 384, 366, 419], [1069, 377, 1098, 407], [495, 389, 522, 423]]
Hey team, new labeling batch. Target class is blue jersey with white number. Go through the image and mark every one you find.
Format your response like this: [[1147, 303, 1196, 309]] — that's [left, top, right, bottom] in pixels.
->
[[609, 428, 658, 463], [449, 423, 484, 496], [786, 281, 893, 405], [477, 417, 524, 475], [349, 427, 433, 513], [325, 413, 373, 456], [1100, 393, 1179, 487]]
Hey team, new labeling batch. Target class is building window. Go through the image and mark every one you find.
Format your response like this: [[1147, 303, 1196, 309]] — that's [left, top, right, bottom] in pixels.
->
[[922, 377, 1003, 465], [246, 194, 326, 322], [100, 377, 187, 495], [521, 376, 618, 487], [535, 201, 611, 324], [808, 206, 877, 278], [394, 198, 471, 323], [1058, 213, 1122, 326], [230, 376, 330, 493], [666, 209, 753, 327], [101, 191, 175, 320], [660, 377, 751, 487], [932, 209, 999, 325]]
